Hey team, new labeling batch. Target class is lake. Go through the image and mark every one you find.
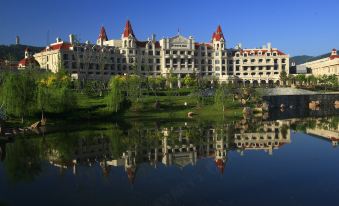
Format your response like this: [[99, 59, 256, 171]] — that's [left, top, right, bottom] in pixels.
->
[[0, 116, 339, 206]]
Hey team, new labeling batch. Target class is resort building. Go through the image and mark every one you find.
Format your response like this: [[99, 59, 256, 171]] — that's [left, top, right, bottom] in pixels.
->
[[297, 49, 339, 77], [33, 20, 289, 85]]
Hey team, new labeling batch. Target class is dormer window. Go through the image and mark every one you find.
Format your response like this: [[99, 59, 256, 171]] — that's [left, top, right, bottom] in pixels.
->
[[266, 52, 271, 56]]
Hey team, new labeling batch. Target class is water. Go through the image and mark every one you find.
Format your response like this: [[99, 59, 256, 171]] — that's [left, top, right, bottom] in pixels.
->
[[0, 117, 339, 206]]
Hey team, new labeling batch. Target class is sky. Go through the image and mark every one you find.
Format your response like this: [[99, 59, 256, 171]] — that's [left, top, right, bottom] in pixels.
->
[[0, 0, 338, 56]]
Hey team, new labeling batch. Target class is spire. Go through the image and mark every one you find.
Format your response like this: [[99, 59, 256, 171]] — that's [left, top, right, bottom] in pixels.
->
[[98, 26, 108, 41], [123, 20, 135, 38], [212, 25, 225, 41]]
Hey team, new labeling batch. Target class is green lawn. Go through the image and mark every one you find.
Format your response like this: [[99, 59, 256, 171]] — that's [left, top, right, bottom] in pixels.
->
[[74, 93, 243, 122]]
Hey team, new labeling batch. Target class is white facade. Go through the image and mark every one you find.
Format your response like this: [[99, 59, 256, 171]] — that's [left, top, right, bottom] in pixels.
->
[[298, 49, 339, 77], [34, 20, 289, 85]]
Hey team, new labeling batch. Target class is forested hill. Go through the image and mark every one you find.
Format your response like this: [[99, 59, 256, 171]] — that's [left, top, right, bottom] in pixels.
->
[[0, 44, 44, 61], [291, 50, 335, 65]]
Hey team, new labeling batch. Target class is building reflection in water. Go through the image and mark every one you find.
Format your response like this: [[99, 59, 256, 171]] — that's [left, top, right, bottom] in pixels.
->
[[1, 117, 338, 183], [43, 118, 297, 182], [305, 118, 339, 147]]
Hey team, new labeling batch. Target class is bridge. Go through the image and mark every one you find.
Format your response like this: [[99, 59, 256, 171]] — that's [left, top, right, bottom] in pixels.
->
[[262, 92, 339, 120]]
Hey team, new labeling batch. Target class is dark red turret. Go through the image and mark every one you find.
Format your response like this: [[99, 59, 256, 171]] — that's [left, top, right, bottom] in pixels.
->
[[123, 20, 135, 38], [212, 25, 225, 41]]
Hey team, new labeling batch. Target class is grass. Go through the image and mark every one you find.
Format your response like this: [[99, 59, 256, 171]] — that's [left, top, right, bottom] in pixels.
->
[[4, 92, 245, 127], [74, 93, 244, 122]]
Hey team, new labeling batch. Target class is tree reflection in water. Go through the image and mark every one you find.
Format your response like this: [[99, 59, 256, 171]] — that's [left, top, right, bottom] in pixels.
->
[[0, 116, 338, 183]]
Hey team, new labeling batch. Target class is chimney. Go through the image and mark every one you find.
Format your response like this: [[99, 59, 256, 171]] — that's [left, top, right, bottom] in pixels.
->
[[267, 42, 272, 50], [16, 36, 20, 45], [56, 37, 62, 43], [151, 33, 156, 42], [69, 34, 75, 44]]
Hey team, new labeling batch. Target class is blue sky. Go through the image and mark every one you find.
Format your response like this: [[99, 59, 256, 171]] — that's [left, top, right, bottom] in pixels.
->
[[0, 0, 338, 56]]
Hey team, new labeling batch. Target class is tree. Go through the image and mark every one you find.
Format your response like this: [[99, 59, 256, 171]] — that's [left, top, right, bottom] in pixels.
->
[[306, 75, 317, 86], [183, 75, 196, 88], [287, 74, 295, 86], [106, 76, 124, 112], [214, 84, 228, 113], [295, 74, 306, 86], [279, 71, 288, 86], [2, 71, 37, 123]]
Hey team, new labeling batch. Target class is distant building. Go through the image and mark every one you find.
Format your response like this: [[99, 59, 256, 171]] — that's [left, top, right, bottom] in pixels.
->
[[16, 36, 20, 45], [33, 20, 289, 86], [17, 48, 40, 69], [298, 49, 339, 77]]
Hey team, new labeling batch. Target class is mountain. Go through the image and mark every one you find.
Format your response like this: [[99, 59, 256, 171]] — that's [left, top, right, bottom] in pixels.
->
[[291, 49, 336, 65], [290, 55, 314, 65], [0, 44, 44, 61], [307, 52, 331, 62]]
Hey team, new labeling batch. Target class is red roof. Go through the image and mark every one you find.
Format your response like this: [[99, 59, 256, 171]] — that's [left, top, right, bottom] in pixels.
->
[[18, 57, 39, 67], [123, 20, 135, 38], [42, 42, 72, 52], [98, 26, 108, 41], [330, 55, 339, 60], [195, 42, 213, 49], [126, 167, 136, 184], [212, 25, 225, 41], [215, 159, 225, 174]]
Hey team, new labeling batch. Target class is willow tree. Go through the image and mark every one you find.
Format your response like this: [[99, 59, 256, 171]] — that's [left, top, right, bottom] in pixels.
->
[[214, 84, 228, 113], [2, 71, 37, 123], [106, 76, 124, 112]]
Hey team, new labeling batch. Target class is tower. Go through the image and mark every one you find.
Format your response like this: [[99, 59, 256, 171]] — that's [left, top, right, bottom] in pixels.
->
[[122, 20, 136, 48], [212, 25, 225, 50], [24, 47, 31, 59], [331, 48, 337, 56], [16, 36, 20, 45], [96, 26, 108, 46]]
